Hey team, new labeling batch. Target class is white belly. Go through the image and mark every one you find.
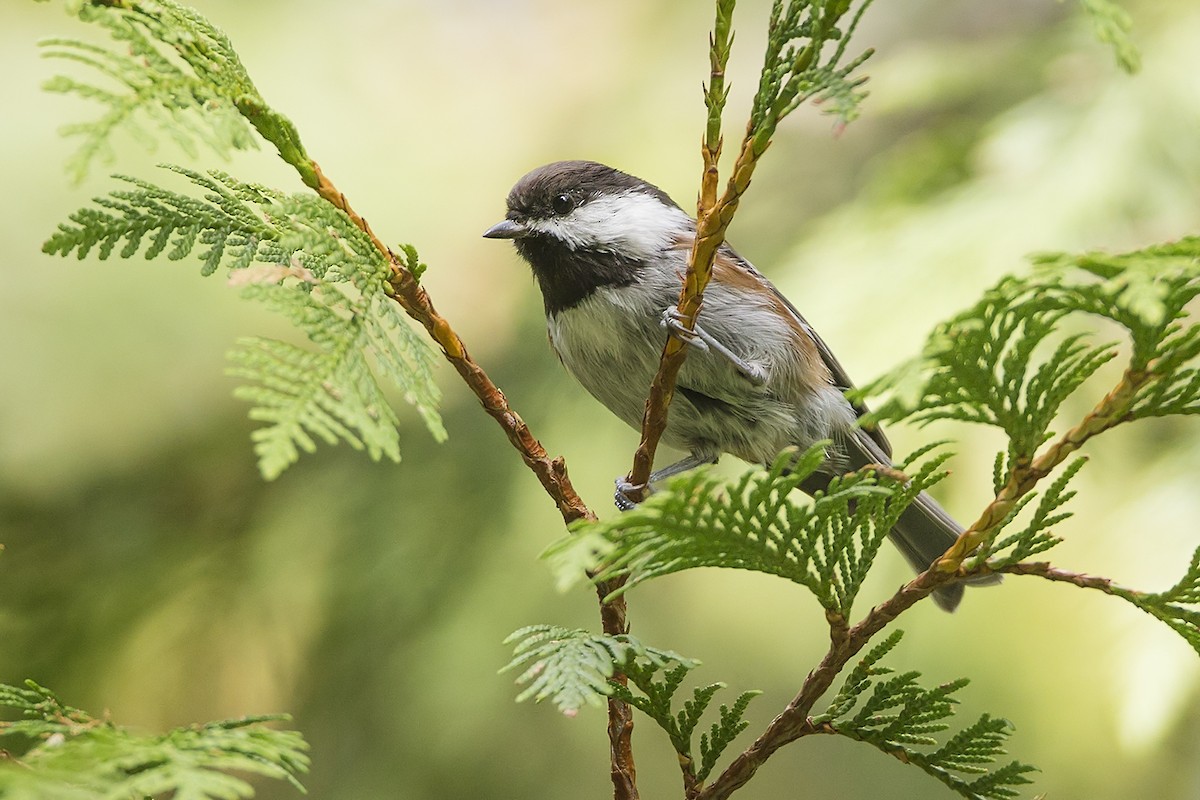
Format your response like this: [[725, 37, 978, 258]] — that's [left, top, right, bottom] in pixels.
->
[[545, 284, 851, 463], [547, 287, 665, 433]]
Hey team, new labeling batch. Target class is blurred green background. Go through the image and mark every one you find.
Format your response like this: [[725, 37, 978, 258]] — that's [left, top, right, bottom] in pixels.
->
[[3, 1, 1200, 798]]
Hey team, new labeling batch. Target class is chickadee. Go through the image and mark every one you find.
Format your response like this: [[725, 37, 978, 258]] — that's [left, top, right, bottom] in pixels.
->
[[484, 160, 994, 610]]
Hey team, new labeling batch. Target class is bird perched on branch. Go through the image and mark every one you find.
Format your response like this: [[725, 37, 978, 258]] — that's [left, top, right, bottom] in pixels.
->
[[484, 160, 996, 610]]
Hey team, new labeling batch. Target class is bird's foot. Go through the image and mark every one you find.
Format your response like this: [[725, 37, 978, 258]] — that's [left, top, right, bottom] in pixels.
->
[[660, 305, 710, 351], [614, 477, 648, 511], [660, 305, 767, 386]]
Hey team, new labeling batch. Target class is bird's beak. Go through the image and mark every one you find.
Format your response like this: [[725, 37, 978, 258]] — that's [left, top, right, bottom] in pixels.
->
[[482, 219, 527, 239]]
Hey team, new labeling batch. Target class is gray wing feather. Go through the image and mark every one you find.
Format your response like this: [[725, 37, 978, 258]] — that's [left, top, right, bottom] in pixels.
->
[[719, 244, 893, 457]]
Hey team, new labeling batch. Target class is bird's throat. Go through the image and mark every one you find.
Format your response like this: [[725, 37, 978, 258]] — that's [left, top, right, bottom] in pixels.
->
[[517, 237, 643, 316]]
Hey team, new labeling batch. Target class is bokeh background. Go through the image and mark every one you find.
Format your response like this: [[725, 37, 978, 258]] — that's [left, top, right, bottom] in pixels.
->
[[3, 1, 1200, 798]]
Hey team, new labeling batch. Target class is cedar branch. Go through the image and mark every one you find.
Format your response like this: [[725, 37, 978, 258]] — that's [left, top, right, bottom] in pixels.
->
[[697, 365, 1159, 798]]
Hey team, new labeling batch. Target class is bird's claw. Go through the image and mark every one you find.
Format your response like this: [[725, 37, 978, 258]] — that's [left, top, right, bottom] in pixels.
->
[[614, 477, 647, 511], [660, 305, 709, 351], [660, 304, 767, 386]]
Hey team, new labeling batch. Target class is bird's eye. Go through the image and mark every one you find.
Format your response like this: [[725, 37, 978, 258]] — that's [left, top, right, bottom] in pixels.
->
[[551, 193, 574, 215]]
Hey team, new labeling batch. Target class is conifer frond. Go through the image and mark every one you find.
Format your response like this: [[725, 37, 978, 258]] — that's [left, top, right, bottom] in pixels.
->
[[814, 633, 1036, 800], [697, 690, 761, 782], [608, 670, 708, 753], [502, 626, 698, 716], [565, 444, 950, 616], [0, 680, 308, 799], [1077, 0, 1140, 72], [864, 240, 1200, 469], [227, 300, 400, 480], [607, 659, 761, 783], [43, 168, 279, 274], [1032, 238, 1200, 371], [749, 0, 877, 144], [1157, 546, 1200, 607], [365, 293, 447, 441], [42, 1, 260, 182], [813, 629, 903, 724], [44, 167, 444, 478], [860, 278, 1116, 467], [974, 458, 1086, 570], [540, 530, 616, 593], [1114, 545, 1200, 657], [503, 624, 756, 776], [703, 0, 736, 150], [45, 0, 316, 185]]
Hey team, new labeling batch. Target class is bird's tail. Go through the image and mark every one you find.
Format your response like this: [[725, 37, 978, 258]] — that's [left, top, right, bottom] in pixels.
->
[[843, 431, 1000, 612]]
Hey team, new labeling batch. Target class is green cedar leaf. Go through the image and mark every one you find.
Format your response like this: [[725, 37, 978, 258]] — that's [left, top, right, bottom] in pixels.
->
[[697, 690, 762, 782], [0, 681, 307, 799], [817, 634, 1037, 800], [864, 239, 1200, 464], [976, 457, 1087, 568], [1112, 545, 1200, 657], [501, 626, 697, 716], [749, 0, 877, 145], [45, 167, 444, 478], [564, 443, 951, 616], [1076, 0, 1141, 72]]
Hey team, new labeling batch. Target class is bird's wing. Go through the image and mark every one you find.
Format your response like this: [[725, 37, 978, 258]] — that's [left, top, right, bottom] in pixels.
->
[[713, 243, 893, 458]]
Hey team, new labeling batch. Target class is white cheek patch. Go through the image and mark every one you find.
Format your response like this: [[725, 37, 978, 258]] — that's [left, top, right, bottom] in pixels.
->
[[527, 191, 691, 260]]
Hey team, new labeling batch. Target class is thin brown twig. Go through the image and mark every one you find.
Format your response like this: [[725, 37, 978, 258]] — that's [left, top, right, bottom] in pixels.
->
[[1000, 562, 1123, 594], [606, 129, 763, 800], [596, 578, 636, 797], [623, 135, 762, 501], [306, 161, 643, 799], [309, 161, 596, 527]]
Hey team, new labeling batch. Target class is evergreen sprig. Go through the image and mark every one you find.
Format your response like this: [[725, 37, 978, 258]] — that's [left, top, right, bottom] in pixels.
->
[[43, 167, 277, 274], [608, 664, 701, 753], [1077, 0, 1140, 72], [864, 241, 1200, 481], [814, 633, 1035, 800], [749, 0, 877, 146], [504, 626, 759, 784], [697, 689, 760, 783], [41, 0, 311, 184], [43, 166, 445, 478], [1112, 545, 1200, 657], [1032, 239, 1200, 374], [859, 277, 1117, 471], [608, 659, 761, 784], [972, 457, 1087, 570], [559, 444, 950, 616], [0, 680, 308, 799], [502, 626, 698, 716], [703, 0, 737, 151]]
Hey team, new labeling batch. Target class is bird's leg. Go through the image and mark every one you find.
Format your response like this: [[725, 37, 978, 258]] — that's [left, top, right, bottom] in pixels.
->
[[660, 305, 767, 386], [614, 451, 719, 511]]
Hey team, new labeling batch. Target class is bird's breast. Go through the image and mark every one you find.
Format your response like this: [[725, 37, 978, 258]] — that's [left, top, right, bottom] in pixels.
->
[[546, 287, 665, 430], [543, 278, 854, 463]]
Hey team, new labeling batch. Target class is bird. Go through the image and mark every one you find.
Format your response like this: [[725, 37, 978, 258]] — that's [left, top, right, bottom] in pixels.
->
[[483, 160, 995, 610]]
